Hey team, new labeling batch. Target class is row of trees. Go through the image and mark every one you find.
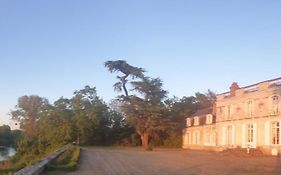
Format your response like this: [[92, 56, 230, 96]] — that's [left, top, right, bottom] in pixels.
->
[[10, 60, 215, 158], [9, 86, 135, 166]]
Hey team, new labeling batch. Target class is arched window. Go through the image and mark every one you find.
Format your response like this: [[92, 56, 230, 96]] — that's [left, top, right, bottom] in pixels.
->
[[273, 96, 279, 115]]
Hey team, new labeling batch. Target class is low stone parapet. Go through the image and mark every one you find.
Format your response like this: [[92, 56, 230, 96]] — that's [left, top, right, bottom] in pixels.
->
[[14, 148, 65, 175]]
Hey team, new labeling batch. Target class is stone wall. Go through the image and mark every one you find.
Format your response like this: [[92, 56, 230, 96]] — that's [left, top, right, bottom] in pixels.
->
[[14, 148, 65, 175]]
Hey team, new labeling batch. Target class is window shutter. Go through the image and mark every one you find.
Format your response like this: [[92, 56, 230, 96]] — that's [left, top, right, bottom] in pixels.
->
[[264, 121, 270, 146]]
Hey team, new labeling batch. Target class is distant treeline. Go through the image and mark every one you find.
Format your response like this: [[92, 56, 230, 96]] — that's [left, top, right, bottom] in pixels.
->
[[0, 125, 21, 147]]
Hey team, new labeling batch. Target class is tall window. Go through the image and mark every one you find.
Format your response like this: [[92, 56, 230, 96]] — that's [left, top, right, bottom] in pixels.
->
[[247, 101, 253, 117], [211, 133, 216, 146], [193, 131, 200, 144], [205, 132, 210, 145], [227, 105, 231, 120], [247, 124, 254, 143], [226, 125, 233, 145], [219, 107, 224, 119], [271, 121, 280, 145], [273, 96, 279, 115], [194, 117, 199, 126]]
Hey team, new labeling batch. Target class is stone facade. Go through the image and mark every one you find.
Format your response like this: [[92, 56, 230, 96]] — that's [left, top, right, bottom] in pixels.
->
[[183, 77, 281, 155]]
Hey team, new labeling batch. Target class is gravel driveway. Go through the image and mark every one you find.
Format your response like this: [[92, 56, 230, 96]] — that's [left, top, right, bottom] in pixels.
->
[[44, 147, 281, 175]]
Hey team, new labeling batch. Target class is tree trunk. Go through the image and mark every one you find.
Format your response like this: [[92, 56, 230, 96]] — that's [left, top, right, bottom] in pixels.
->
[[121, 75, 129, 96], [123, 84, 129, 97], [140, 132, 149, 148]]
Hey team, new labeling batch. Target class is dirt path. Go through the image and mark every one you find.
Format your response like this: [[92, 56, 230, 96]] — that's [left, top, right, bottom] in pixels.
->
[[44, 147, 281, 175]]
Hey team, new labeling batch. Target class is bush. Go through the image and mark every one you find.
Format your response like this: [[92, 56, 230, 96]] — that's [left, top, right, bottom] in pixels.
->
[[46, 145, 81, 171], [0, 160, 16, 175], [145, 144, 153, 151], [114, 133, 141, 147], [162, 133, 182, 148]]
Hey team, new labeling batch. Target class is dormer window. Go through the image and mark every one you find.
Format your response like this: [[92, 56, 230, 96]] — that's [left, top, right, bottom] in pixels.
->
[[186, 118, 191, 127], [194, 117, 199, 126], [206, 114, 213, 124]]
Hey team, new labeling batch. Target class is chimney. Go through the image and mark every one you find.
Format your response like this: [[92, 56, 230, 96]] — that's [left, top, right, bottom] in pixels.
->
[[230, 82, 239, 96]]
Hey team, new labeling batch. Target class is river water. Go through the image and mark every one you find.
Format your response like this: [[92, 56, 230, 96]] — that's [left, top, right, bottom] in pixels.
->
[[0, 147, 16, 162]]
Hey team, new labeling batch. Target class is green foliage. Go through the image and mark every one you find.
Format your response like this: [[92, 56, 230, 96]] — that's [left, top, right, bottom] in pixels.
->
[[105, 60, 145, 96], [11, 95, 49, 139], [105, 60, 216, 149], [195, 90, 216, 109], [114, 133, 141, 146], [0, 125, 13, 146], [121, 77, 169, 148], [5, 95, 72, 172], [165, 96, 197, 124], [162, 133, 182, 148], [12, 137, 57, 168], [0, 163, 18, 175], [47, 145, 81, 171], [72, 85, 110, 145], [11, 130, 23, 147]]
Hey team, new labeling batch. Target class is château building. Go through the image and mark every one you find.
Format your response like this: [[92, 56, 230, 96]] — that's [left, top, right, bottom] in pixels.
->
[[182, 77, 281, 155]]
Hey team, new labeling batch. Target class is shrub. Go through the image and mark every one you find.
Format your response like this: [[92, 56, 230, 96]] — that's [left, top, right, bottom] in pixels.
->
[[162, 134, 182, 148], [145, 144, 154, 151], [46, 145, 81, 171]]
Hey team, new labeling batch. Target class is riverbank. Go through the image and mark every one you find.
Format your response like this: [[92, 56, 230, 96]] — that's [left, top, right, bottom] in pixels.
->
[[0, 147, 16, 162]]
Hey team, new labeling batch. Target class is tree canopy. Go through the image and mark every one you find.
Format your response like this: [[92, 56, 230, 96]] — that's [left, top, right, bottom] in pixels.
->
[[121, 77, 168, 148], [105, 60, 145, 96], [11, 95, 49, 139]]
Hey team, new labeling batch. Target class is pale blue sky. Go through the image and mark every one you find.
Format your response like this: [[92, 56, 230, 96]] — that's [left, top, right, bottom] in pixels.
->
[[1, 0, 281, 127]]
